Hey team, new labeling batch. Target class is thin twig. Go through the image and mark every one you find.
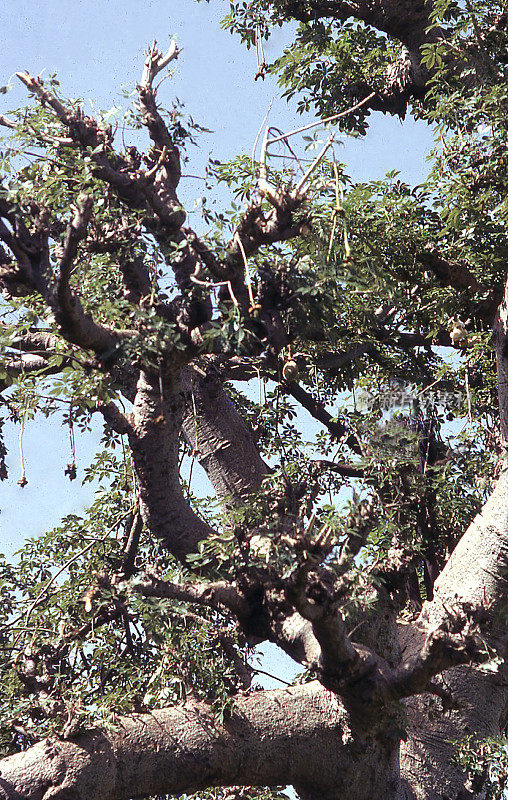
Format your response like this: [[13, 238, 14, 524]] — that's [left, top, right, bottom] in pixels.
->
[[267, 92, 376, 145], [294, 134, 335, 196], [252, 666, 293, 686], [465, 366, 472, 423], [234, 233, 255, 308], [189, 275, 239, 306], [1, 511, 131, 633], [17, 408, 27, 487], [252, 98, 275, 174]]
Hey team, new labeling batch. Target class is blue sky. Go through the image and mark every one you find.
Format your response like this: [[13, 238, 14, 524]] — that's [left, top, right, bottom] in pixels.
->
[[0, 0, 435, 555], [0, 0, 434, 184]]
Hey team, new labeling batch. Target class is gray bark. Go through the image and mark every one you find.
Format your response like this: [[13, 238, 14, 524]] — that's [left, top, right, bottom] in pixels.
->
[[397, 466, 508, 799], [0, 18, 505, 799], [494, 277, 508, 446], [2, 460, 506, 800], [180, 365, 269, 506], [129, 370, 216, 561], [0, 683, 399, 800]]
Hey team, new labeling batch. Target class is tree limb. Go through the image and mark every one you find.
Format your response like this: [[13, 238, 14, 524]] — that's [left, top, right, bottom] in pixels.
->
[[91, 401, 131, 435], [0, 682, 374, 800], [121, 511, 143, 578], [180, 365, 269, 505], [388, 611, 486, 698], [0, 195, 129, 356], [51, 194, 119, 351], [421, 465, 508, 635], [128, 571, 250, 617], [494, 274, 508, 445], [310, 459, 365, 479], [286, 561, 363, 687], [417, 243, 481, 292], [285, 381, 362, 452], [128, 370, 217, 560]]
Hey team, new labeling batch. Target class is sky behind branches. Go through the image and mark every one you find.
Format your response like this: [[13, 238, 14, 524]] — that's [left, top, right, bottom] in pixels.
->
[[0, 0, 434, 557]]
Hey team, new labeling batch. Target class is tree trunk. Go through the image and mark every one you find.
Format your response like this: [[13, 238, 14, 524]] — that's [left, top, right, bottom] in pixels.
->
[[128, 370, 216, 560], [398, 466, 508, 799], [180, 365, 269, 505], [0, 683, 400, 800]]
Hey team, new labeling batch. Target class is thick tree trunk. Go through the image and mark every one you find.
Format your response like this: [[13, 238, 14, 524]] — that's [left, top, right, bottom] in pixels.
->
[[0, 674, 503, 800], [400, 664, 506, 800], [180, 365, 269, 505], [2, 428, 507, 800], [129, 370, 216, 560], [398, 467, 508, 799], [0, 683, 400, 800], [0, 17, 505, 800]]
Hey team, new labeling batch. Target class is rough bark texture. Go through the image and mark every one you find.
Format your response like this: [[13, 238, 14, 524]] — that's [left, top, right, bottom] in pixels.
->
[[181, 365, 269, 505], [494, 277, 508, 446], [277, 0, 443, 116], [129, 370, 216, 560], [0, 7, 506, 800], [0, 683, 399, 800], [397, 467, 508, 800]]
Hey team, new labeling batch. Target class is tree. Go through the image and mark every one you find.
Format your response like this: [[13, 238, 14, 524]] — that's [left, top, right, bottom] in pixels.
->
[[0, 0, 506, 798]]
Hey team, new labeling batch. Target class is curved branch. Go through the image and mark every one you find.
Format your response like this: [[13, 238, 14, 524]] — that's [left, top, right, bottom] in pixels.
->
[[286, 381, 362, 453], [1, 354, 61, 376], [95, 402, 132, 435], [389, 613, 486, 698], [396, 457, 508, 799], [52, 194, 120, 351], [137, 41, 182, 187], [280, 0, 433, 48], [421, 465, 508, 633], [129, 572, 250, 617], [0, 195, 130, 356], [0, 683, 359, 800], [285, 563, 364, 687], [417, 244, 481, 293], [310, 459, 365, 479], [128, 370, 217, 560]]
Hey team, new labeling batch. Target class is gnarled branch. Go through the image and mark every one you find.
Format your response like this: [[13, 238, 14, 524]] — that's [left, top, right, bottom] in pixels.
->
[[0, 682, 377, 800]]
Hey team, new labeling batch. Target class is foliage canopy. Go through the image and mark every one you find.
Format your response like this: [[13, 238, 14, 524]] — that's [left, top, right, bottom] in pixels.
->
[[0, 1, 507, 798]]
